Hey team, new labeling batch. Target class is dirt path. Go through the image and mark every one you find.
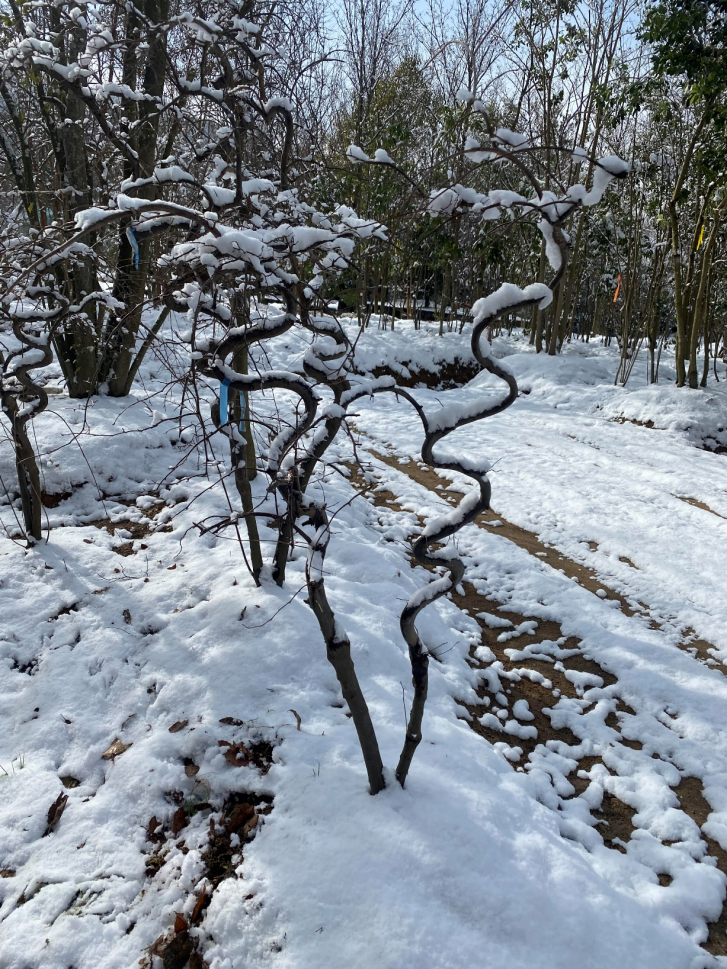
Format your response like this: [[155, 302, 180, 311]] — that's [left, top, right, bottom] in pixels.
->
[[366, 444, 721, 666], [346, 447, 727, 957], [373, 450, 638, 612]]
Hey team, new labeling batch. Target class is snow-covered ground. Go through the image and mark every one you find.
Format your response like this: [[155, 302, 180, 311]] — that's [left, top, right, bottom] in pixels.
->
[[1, 319, 726, 969]]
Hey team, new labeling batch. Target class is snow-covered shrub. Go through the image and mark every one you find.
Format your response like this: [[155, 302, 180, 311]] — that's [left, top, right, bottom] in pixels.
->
[[0, 0, 626, 793]]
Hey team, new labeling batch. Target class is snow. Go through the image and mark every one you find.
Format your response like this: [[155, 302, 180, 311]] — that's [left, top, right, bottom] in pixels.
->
[[494, 128, 530, 150], [373, 148, 395, 165], [472, 282, 553, 324], [428, 187, 460, 215], [513, 699, 535, 721], [74, 207, 116, 231], [346, 145, 371, 164], [464, 137, 496, 163], [1, 315, 727, 968], [425, 151, 625, 233], [537, 217, 562, 270], [154, 165, 195, 184], [264, 97, 293, 114], [584, 156, 632, 206]]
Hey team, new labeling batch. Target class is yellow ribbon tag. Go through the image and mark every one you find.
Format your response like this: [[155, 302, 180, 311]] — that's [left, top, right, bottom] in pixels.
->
[[697, 224, 705, 250]]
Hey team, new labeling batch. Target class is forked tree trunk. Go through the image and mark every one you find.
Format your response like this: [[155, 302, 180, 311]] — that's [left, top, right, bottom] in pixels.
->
[[1, 395, 44, 543], [13, 421, 43, 542], [306, 509, 385, 795]]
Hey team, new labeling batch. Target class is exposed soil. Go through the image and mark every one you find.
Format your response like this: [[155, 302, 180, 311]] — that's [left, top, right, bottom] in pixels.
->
[[94, 515, 160, 542], [674, 495, 727, 521], [40, 488, 74, 508], [593, 791, 636, 852], [346, 446, 727, 956], [139, 737, 276, 969], [86, 501, 173, 554], [368, 358, 480, 391], [611, 416, 655, 429], [682, 636, 719, 664], [454, 580, 639, 854], [371, 448, 637, 614], [675, 776, 727, 955], [677, 775, 712, 828]]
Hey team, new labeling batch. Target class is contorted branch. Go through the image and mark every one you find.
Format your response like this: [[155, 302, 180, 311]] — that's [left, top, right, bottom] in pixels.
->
[[341, 141, 627, 787], [189, 133, 625, 794], [304, 502, 385, 794], [196, 312, 395, 793], [393, 283, 553, 787], [0, 308, 54, 543], [335, 284, 555, 787]]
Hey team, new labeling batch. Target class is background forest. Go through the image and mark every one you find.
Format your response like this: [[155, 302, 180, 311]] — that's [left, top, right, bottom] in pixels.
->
[[0, 0, 726, 395]]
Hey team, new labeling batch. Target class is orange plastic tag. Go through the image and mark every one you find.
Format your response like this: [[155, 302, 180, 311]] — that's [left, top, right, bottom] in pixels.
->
[[613, 274, 621, 303]]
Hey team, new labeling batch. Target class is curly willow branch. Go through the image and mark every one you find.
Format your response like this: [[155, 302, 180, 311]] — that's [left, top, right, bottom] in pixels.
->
[[0, 309, 54, 542], [392, 286, 554, 787], [198, 306, 388, 795], [202, 286, 555, 793]]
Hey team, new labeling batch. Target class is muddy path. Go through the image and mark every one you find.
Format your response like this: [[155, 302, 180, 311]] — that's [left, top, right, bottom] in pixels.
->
[[362, 442, 721, 667], [344, 447, 727, 957]]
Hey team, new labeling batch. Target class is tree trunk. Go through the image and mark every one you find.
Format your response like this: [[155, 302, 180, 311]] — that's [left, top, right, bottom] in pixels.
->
[[105, 0, 169, 397], [56, 20, 101, 398], [306, 511, 385, 795]]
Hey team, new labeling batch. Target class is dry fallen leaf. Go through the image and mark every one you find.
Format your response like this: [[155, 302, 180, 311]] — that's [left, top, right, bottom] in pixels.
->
[[218, 739, 250, 767], [242, 814, 259, 840], [184, 764, 199, 777], [123, 609, 132, 624], [146, 816, 162, 842], [173, 912, 189, 935], [171, 806, 187, 836], [169, 719, 188, 733], [225, 801, 255, 833], [44, 792, 69, 836], [219, 716, 244, 726], [190, 887, 207, 924], [149, 931, 193, 969], [101, 738, 132, 760]]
